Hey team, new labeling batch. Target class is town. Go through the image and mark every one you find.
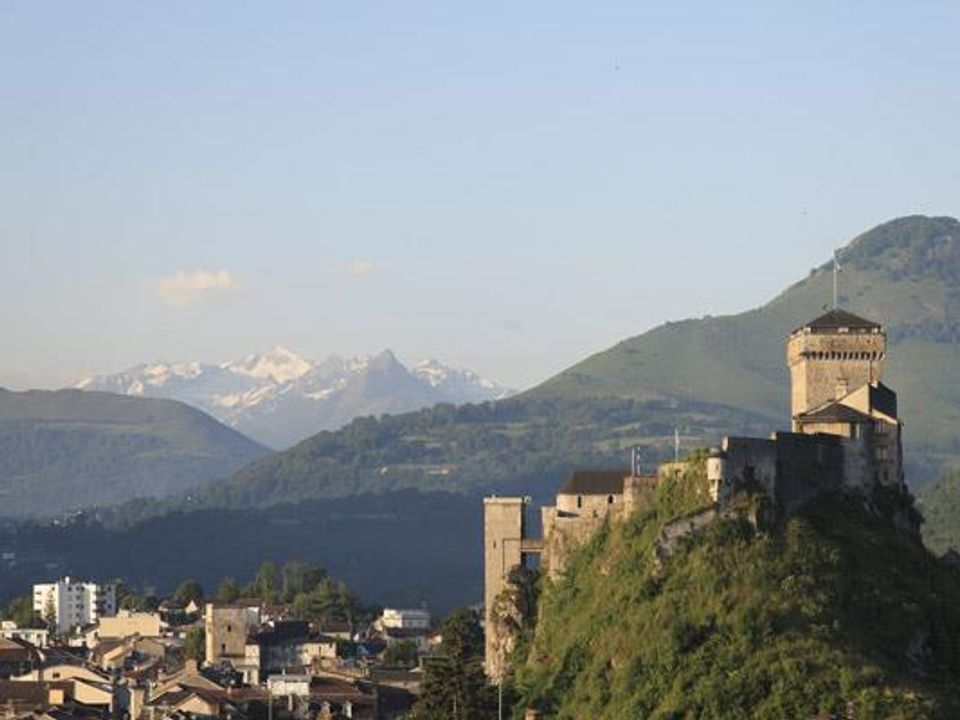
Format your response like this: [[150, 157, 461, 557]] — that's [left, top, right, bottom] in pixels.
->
[[0, 569, 443, 719]]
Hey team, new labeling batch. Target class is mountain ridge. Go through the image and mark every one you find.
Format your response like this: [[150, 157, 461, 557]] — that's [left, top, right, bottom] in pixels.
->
[[77, 348, 513, 448], [0, 388, 269, 518]]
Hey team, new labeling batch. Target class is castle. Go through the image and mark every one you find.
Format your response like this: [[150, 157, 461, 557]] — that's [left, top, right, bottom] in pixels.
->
[[483, 308, 905, 678]]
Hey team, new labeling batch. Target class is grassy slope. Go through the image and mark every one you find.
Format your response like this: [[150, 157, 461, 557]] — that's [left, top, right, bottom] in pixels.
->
[[0, 389, 269, 517], [529, 215, 960, 483], [516, 480, 960, 719]]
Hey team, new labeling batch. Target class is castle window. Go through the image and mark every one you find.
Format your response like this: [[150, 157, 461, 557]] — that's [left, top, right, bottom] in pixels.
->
[[577, 496, 582, 509], [607, 495, 614, 504], [227, 624, 232, 632]]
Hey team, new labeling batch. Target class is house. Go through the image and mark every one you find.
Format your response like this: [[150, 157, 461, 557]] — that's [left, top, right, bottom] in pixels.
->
[[241, 621, 338, 684], [87, 610, 164, 646], [0, 638, 33, 679], [0, 621, 50, 649]]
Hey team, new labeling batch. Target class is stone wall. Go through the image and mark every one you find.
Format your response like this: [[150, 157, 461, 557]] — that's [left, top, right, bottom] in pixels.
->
[[787, 329, 886, 418], [204, 604, 255, 666]]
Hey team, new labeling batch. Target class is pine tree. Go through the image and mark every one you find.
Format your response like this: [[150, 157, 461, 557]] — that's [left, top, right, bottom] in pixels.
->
[[409, 608, 496, 719]]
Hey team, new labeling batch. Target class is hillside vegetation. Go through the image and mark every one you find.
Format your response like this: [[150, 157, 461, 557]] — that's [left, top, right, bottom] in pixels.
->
[[514, 481, 960, 718], [918, 468, 960, 555], [141, 215, 960, 518], [0, 389, 268, 517], [128, 396, 770, 519], [531, 215, 960, 482]]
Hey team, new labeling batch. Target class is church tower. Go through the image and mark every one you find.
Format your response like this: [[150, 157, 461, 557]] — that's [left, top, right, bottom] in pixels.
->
[[786, 308, 886, 426]]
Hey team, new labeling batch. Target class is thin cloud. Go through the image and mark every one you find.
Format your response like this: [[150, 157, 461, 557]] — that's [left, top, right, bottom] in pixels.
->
[[153, 269, 240, 307], [346, 260, 375, 278]]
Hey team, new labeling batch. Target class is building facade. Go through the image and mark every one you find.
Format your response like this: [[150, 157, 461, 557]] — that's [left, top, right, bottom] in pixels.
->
[[379, 608, 431, 631], [32, 577, 116, 635], [204, 603, 260, 667]]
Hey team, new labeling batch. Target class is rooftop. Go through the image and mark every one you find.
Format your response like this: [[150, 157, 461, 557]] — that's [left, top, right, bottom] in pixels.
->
[[559, 470, 628, 496], [792, 308, 882, 335], [797, 402, 873, 425]]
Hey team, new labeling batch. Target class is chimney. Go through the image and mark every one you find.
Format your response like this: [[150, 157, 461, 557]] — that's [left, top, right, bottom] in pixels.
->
[[835, 377, 848, 398]]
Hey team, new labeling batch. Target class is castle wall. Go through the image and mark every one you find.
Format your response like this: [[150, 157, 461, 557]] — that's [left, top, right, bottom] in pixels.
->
[[714, 431, 887, 511], [718, 436, 779, 498], [556, 491, 620, 515], [541, 506, 614, 580], [623, 475, 658, 515]]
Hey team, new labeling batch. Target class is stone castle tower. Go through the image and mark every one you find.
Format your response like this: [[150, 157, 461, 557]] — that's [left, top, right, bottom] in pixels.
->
[[786, 308, 886, 425], [482, 497, 530, 681]]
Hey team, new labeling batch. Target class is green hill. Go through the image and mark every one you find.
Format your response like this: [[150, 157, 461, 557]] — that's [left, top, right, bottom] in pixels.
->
[[530, 215, 960, 482], [0, 388, 269, 517], [513, 482, 960, 718], [150, 214, 960, 518]]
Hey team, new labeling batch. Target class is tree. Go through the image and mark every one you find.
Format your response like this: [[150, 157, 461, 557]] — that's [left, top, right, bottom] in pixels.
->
[[43, 596, 57, 633], [383, 639, 419, 668], [292, 578, 357, 627], [217, 576, 241, 603], [251, 562, 278, 602], [2, 594, 43, 629], [173, 579, 204, 607], [183, 627, 205, 664], [409, 608, 495, 719], [116, 582, 145, 612], [281, 560, 326, 601]]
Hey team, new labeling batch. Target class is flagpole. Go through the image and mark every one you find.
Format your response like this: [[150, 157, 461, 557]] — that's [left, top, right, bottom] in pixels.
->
[[833, 250, 838, 309]]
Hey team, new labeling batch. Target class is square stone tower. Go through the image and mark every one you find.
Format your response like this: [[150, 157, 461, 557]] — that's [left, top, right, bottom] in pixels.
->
[[483, 497, 526, 679], [786, 308, 886, 424]]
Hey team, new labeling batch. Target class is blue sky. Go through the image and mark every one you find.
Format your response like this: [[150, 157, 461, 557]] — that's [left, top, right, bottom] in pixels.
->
[[1, 1, 958, 389]]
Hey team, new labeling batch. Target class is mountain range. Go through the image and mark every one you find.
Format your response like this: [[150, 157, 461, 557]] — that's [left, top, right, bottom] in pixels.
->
[[0, 389, 268, 518], [126, 214, 960, 521], [76, 348, 512, 448], [4, 215, 960, 612]]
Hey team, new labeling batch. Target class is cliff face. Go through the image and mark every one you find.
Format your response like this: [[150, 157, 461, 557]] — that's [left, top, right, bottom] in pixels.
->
[[512, 478, 960, 719]]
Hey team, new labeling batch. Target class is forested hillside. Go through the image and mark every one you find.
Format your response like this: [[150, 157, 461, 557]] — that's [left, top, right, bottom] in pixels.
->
[[0, 389, 268, 517], [514, 479, 960, 718]]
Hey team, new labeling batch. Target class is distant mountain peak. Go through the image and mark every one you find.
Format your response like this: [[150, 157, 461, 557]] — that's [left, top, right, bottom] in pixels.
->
[[227, 346, 312, 383], [76, 347, 513, 448]]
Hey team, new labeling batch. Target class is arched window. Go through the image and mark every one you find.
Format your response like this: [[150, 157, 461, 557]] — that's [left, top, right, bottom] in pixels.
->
[[607, 495, 614, 504]]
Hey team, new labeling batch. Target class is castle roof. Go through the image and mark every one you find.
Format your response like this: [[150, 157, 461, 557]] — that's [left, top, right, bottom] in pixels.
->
[[792, 308, 881, 334], [797, 402, 873, 425], [559, 470, 627, 496]]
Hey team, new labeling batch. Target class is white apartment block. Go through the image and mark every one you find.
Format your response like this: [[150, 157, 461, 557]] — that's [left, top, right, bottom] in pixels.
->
[[32, 577, 117, 634]]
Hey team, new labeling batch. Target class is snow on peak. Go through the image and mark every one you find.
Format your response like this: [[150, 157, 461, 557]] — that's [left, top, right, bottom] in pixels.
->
[[413, 358, 457, 387], [227, 346, 312, 383]]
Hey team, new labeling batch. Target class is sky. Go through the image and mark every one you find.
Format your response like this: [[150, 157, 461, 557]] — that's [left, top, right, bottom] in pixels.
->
[[1, 1, 958, 390]]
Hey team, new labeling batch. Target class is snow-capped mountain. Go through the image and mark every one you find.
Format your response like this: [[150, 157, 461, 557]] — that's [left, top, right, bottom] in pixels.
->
[[76, 348, 513, 448]]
